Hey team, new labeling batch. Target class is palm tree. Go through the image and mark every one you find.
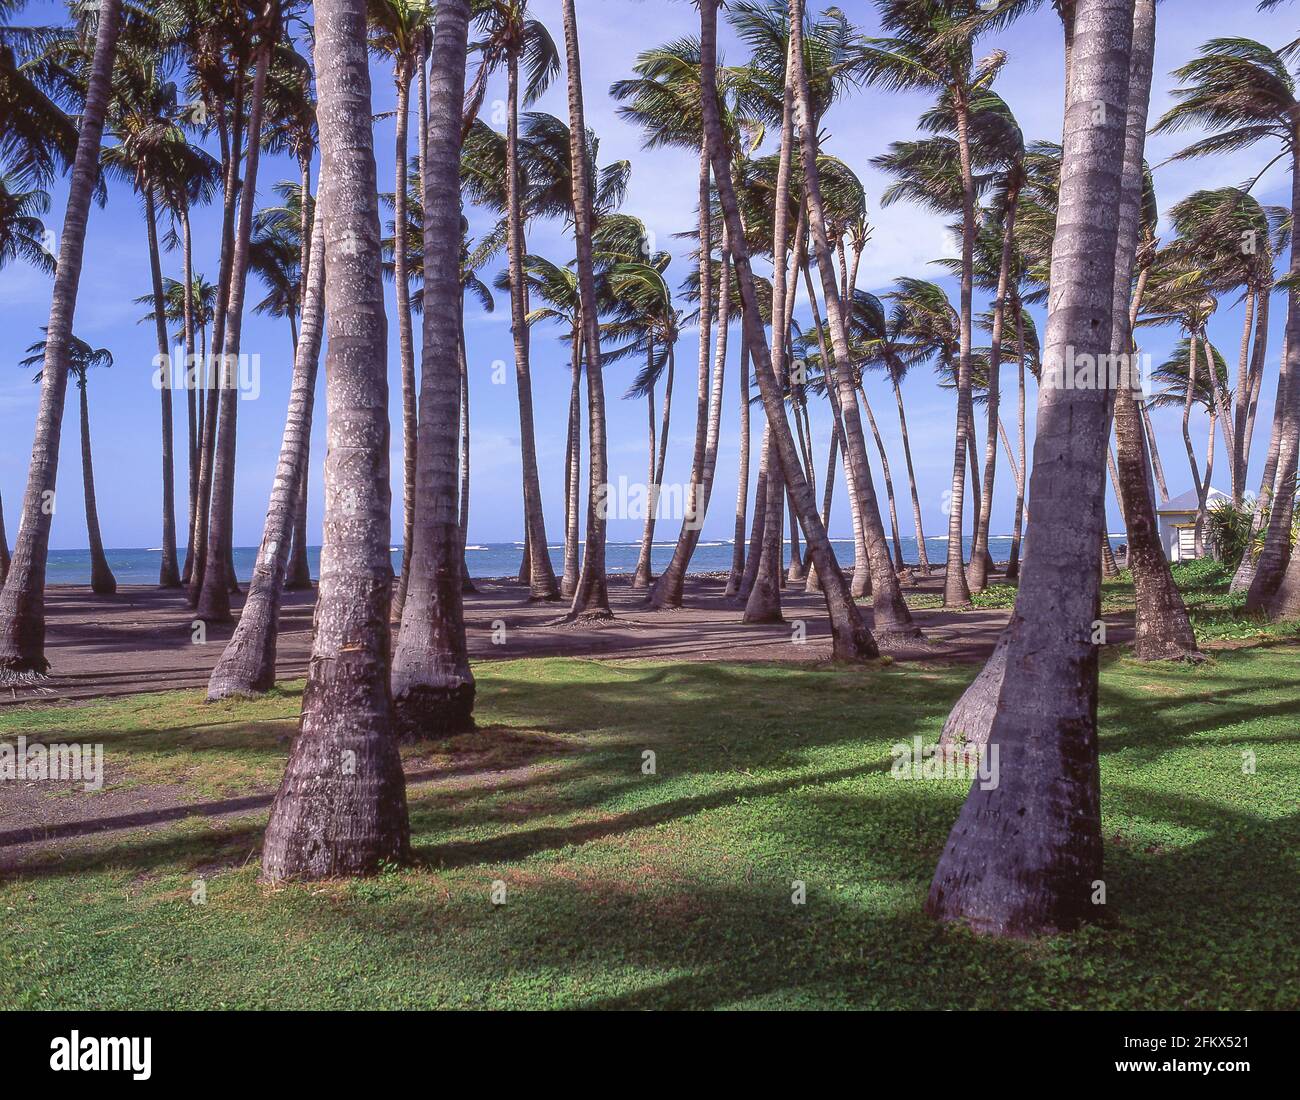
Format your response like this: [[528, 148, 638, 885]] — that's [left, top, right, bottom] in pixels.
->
[[0, 0, 78, 187], [851, 0, 1013, 609], [369, 0, 432, 618], [1152, 33, 1300, 615], [697, 0, 873, 660], [464, 0, 561, 600], [206, 204, 324, 701], [788, 0, 919, 643], [193, 6, 289, 622], [559, 0, 614, 620], [926, 0, 1135, 937], [0, 0, 122, 682], [262, 0, 409, 880], [21, 331, 116, 595], [390, 0, 477, 734], [0, 175, 55, 272]]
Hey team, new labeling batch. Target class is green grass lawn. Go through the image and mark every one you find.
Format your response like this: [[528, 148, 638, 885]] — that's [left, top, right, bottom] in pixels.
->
[[2, 640, 1298, 1010]]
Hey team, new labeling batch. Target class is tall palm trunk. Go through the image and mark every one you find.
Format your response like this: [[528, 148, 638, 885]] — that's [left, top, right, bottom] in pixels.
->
[[145, 188, 182, 587], [1247, 149, 1300, 612], [0, 0, 121, 680], [859, 383, 905, 571], [789, 1, 919, 643], [562, 0, 612, 621], [392, 0, 476, 733], [561, 323, 581, 597], [207, 204, 326, 700], [927, 0, 1134, 937], [196, 47, 271, 622], [724, 330, 751, 596], [261, 0, 409, 880], [743, 38, 795, 626], [634, 338, 675, 589], [189, 88, 244, 607], [1005, 304, 1028, 580], [968, 188, 1021, 592], [457, 299, 476, 593], [700, 0, 874, 660], [893, 374, 930, 575], [506, 53, 559, 601], [941, 83, 979, 608], [648, 147, 713, 608], [78, 376, 115, 595], [651, 246, 728, 606], [1232, 325, 1285, 593], [738, 428, 771, 600], [181, 204, 199, 585], [285, 157, 315, 592], [1102, 0, 1197, 659], [393, 62, 418, 619]]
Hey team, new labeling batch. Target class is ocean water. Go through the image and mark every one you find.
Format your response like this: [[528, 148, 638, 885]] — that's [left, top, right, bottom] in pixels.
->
[[38, 535, 1120, 586]]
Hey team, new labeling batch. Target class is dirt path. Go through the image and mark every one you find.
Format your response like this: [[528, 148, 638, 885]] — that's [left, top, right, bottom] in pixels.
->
[[0, 571, 1133, 705]]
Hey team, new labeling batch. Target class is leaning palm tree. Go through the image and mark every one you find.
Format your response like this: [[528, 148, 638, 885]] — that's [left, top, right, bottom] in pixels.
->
[[697, 0, 874, 660], [926, 0, 1135, 938], [21, 331, 116, 595], [261, 0, 410, 880], [851, 0, 1012, 608], [0, 0, 122, 682], [1152, 33, 1300, 615], [391, 0, 477, 734], [464, 0, 561, 600], [205, 206, 324, 701]]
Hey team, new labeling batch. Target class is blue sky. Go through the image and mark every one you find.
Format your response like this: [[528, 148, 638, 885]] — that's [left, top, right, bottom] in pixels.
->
[[2, 0, 1296, 552]]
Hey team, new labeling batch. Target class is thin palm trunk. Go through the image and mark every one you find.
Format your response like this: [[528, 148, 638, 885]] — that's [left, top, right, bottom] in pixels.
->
[[968, 188, 1021, 591], [562, 0, 612, 621], [78, 376, 115, 595], [196, 47, 271, 622], [700, 0, 873, 660], [393, 65, 418, 619], [927, 0, 1134, 937], [506, 53, 559, 601], [651, 246, 728, 607], [0, 0, 122, 679], [893, 375, 930, 575], [181, 204, 198, 585], [561, 324, 581, 597], [145, 188, 181, 588], [285, 162, 314, 595], [859, 382, 905, 572], [207, 198, 326, 700], [724, 330, 751, 595], [1005, 303, 1028, 580], [261, 0, 409, 879], [789, 2, 919, 642], [1232, 325, 1286, 593], [189, 85, 244, 607], [392, 0, 476, 732], [458, 300, 476, 593]]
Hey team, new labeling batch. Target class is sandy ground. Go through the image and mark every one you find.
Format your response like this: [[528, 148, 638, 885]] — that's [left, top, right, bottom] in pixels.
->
[[0, 569, 1134, 705]]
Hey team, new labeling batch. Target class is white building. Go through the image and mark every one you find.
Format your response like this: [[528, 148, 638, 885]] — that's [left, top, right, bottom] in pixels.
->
[[1156, 486, 1228, 562]]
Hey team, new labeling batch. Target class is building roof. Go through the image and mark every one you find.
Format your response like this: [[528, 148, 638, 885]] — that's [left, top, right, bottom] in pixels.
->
[[1157, 486, 1228, 514]]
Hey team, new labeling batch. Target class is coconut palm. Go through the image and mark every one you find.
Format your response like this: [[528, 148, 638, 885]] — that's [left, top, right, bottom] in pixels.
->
[[0, 0, 122, 682], [369, 0, 432, 618], [0, 174, 55, 272], [850, 1, 1017, 608], [390, 0, 477, 734], [695, 0, 873, 659], [261, 0, 409, 880], [463, 0, 561, 600], [1152, 33, 1300, 615], [927, 0, 1135, 937], [20, 331, 116, 595], [0, 0, 78, 187]]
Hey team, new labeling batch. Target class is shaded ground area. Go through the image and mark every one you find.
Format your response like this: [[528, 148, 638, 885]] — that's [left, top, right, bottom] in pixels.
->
[[1, 651, 1296, 1009], [2, 570, 1136, 703]]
